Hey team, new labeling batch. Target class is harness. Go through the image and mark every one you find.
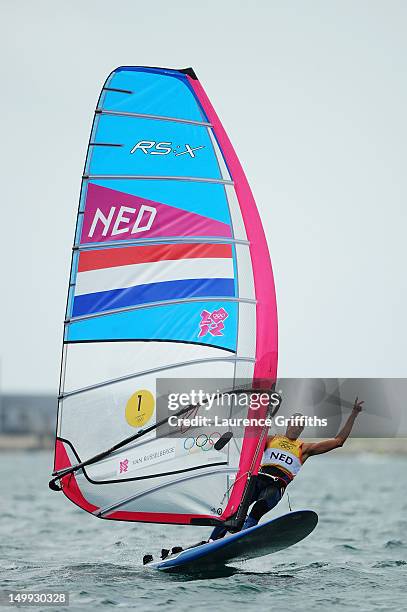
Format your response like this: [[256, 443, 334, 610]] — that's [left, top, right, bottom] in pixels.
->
[[258, 465, 290, 494]]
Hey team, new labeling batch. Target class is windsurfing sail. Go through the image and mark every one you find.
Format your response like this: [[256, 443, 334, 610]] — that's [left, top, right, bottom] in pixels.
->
[[51, 66, 278, 525]]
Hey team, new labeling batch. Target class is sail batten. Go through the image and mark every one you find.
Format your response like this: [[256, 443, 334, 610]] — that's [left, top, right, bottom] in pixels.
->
[[83, 175, 234, 184], [65, 296, 256, 325], [52, 66, 278, 525], [75, 236, 250, 251], [59, 356, 255, 399], [95, 109, 213, 126]]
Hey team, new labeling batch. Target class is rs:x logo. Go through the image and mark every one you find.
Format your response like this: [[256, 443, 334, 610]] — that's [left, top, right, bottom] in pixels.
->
[[130, 141, 205, 157]]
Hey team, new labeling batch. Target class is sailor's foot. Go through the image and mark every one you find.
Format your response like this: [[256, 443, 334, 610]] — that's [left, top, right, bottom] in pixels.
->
[[242, 516, 258, 530], [171, 546, 183, 554], [143, 554, 153, 565]]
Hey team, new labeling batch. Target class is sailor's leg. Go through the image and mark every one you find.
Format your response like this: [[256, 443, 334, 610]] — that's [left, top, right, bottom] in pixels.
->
[[208, 477, 263, 540], [243, 485, 283, 529]]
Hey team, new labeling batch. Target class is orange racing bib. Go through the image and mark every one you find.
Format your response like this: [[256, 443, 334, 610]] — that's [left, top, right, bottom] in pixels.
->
[[260, 435, 303, 481]]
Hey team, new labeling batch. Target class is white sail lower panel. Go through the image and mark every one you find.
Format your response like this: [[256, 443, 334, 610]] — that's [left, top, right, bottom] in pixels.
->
[[59, 358, 240, 456], [76, 464, 236, 518], [62, 341, 234, 393], [62, 430, 240, 517]]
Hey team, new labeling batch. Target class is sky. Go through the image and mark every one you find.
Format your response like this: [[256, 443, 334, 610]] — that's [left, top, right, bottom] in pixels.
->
[[1, 0, 406, 393]]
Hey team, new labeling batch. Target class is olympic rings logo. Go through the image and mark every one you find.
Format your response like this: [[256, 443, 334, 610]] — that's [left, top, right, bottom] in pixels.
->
[[183, 432, 221, 452]]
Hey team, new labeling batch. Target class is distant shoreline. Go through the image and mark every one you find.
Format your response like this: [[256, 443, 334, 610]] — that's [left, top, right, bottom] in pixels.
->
[[1, 435, 406, 454], [0, 434, 54, 451]]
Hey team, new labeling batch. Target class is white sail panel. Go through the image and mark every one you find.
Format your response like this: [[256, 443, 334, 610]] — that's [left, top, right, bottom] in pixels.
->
[[62, 341, 233, 394]]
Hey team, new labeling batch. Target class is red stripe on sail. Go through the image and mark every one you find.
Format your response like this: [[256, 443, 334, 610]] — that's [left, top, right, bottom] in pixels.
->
[[54, 439, 99, 514], [106, 510, 218, 524], [78, 242, 233, 272]]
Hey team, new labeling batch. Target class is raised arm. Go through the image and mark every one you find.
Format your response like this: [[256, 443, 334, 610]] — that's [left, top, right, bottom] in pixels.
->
[[302, 398, 363, 461]]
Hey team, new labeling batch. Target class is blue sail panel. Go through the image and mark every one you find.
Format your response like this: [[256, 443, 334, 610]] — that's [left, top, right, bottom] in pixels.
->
[[66, 300, 238, 352], [88, 115, 222, 178], [101, 68, 205, 122]]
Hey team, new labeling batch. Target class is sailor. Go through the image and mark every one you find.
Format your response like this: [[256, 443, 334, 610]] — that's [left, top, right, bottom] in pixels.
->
[[209, 397, 364, 540]]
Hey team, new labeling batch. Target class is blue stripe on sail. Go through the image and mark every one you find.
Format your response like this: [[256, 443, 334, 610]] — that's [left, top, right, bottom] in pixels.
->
[[72, 278, 235, 317], [67, 300, 238, 352]]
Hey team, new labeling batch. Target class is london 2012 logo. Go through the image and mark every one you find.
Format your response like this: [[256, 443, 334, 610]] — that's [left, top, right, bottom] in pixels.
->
[[119, 459, 129, 474], [198, 308, 229, 338], [130, 141, 205, 158]]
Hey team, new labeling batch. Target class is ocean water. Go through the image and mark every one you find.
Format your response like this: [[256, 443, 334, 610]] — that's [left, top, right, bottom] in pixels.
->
[[0, 451, 406, 611]]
